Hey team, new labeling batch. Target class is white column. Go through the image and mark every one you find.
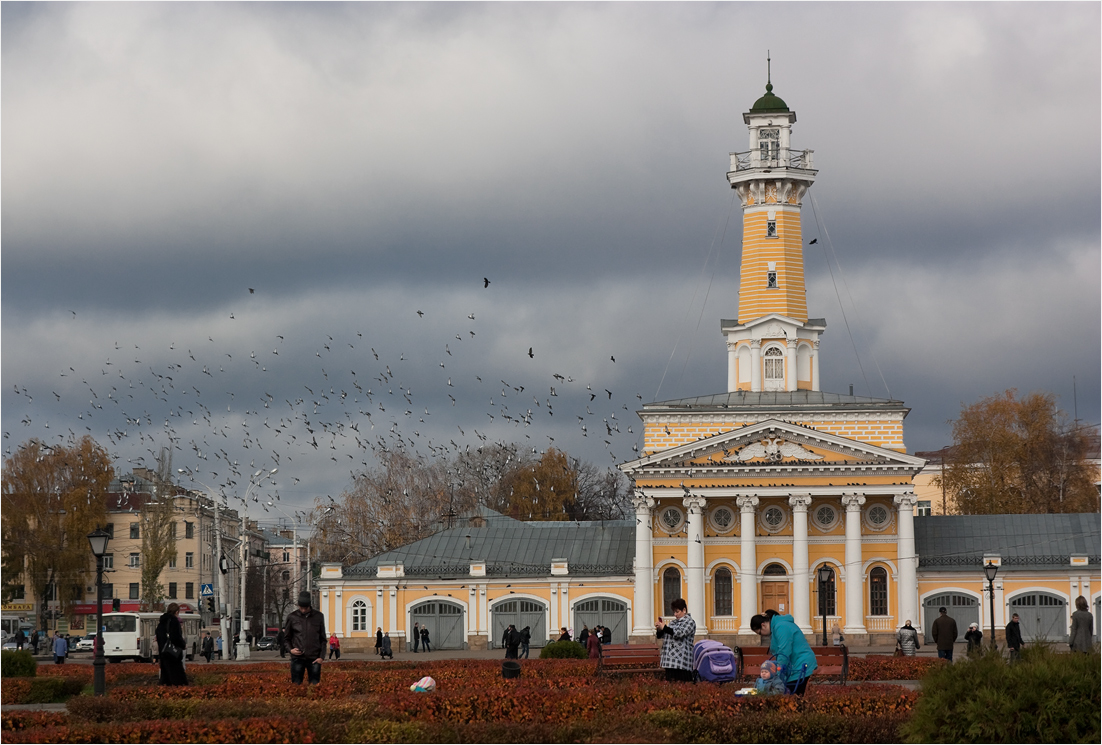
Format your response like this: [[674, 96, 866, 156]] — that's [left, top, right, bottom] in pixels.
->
[[737, 496, 759, 633], [893, 492, 918, 629], [376, 588, 384, 633], [632, 494, 656, 636], [841, 495, 867, 635], [479, 586, 488, 636], [811, 341, 821, 392], [684, 494, 707, 633], [333, 591, 343, 636], [727, 342, 738, 393], [789, 495, 813, 633], [785, 338, 798, 392], [750, 341, 762, 393], [561, 584, 570, 635], [469, 587, 479, 636]]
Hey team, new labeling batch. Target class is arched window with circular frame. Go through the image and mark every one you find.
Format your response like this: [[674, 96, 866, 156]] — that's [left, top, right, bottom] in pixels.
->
[[659, 505, 685, 534], [863, 503, 893, 532], [709, 505, 735, 533], [351, 599, 368, 632], [713, 567, 733, 617], [763, 347, 785, 391], [662, 567, 682, 617], [759, 503, 789, 533]]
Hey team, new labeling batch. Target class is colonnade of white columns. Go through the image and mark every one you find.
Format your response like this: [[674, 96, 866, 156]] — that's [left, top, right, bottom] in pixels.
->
[[631, 490, 919, 638]]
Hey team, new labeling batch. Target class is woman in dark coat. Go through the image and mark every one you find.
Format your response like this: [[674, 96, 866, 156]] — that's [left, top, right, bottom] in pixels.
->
[[375, 627, 383, 655], [155, 603, 189, 686]]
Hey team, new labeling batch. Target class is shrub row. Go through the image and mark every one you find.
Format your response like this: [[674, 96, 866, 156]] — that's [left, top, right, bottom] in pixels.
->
[[1, 650, 37, 678], [848, 654, 944, 681], [1, 716, 314, 744], [1, 676, 85, 704]]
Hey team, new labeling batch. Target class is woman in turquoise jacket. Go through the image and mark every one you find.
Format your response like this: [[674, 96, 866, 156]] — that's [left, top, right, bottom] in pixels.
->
[[750, 612, 818, 695]]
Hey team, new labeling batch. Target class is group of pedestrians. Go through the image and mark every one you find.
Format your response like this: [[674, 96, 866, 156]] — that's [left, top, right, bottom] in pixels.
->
[[409, 622, 432, 652], [501, 624, 531, 658]]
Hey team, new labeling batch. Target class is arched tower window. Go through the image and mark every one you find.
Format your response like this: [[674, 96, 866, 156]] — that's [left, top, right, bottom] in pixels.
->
[[663, 567, 681, 617], [814, 566, 836, 617], [714, 568, 733, 616], [763, 347, 784, 391], [869, 567, 888, 616], [351, 599, 368, 632]]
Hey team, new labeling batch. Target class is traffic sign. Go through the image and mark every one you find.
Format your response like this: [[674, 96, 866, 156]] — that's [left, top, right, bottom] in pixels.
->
[[200, 583, 214, 597]]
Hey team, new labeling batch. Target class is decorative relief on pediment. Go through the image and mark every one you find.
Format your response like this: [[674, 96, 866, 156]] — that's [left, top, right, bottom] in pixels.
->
[[759, 323, 787, 339], [725, 437, 824, 463]]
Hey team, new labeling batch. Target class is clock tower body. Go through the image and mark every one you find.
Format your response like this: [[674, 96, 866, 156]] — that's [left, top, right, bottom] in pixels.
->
[[722, 82, 824, 393]]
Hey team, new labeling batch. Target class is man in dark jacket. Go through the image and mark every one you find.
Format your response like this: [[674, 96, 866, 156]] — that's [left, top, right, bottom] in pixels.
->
[[283, 591, 326, 684], [601, 626, 612, 644], [1005, 613, 1023, 660], [504, 624, 520, 659], [930, 607, 958, 661]]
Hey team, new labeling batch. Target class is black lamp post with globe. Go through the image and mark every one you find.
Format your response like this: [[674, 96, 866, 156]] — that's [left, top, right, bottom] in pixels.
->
[[87, 528, 111, 696], [817, 565, 833, 647], [983, 562, 999, 651]]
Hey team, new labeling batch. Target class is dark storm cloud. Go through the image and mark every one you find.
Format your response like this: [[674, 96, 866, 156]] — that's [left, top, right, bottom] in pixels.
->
[[3, 2, 1099, 510]]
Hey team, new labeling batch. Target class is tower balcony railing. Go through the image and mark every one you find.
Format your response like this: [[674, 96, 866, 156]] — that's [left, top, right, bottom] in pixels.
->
[[729, 148, 815, 173]]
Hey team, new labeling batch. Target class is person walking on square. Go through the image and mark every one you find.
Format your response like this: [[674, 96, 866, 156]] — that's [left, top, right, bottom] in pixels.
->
[[52, 632, 68, 665], [504, 625, 520, 659], [276, 628, 286, 658], [283, 591, 326, 685], [896, 620, 920, 656], [329, 632, 341, 660], [15, 628, 25, 651], [601, 625, 612, 644], [964, 623, 983, 654], [156, 603, 189, 686], [587, 628, 601, 659], [201, 632, 214, 663], [1069, 595, 1094, 653], [520, 626, 531, 659], [30, 630, 39, 655], [751, 610, 817, 695], [420, 625, 431, 652], [375, 627, 382, 656], [380, 632, 393, 659], [412, 622, 420, 653], [931, 606, 958, 662], [1005, 613, 1024, 660], [655, 598, 696, 683], [215, 634, 223, 660]]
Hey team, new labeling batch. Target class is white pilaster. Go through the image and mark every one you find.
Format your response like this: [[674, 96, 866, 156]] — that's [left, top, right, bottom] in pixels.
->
[[333, 591, 343, 636], [469, 587, 479, 634], [737, 496, 759, 633], [561, 584, 570, 635], [479, 585, 488, 636], [727, 342, 738, 393], [684, 494, 708, 633], [893, 492, 919, 629], [750, 341, 762, 392], [841, 495, 866, 635], [388, 586, 398, 633], [811, 340, 821, 392], [632, 494, 656, 635], [789, 495, 813, 632], [785, 337, 798, 392]]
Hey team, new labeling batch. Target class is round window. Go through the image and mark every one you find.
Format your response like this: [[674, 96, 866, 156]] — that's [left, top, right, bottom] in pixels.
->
[[813, 504, 840, 531], [864, 504, 891, 531], [760, 504, 788, 533], [660, 506, 685, 533], [709, 506, 734, 533]]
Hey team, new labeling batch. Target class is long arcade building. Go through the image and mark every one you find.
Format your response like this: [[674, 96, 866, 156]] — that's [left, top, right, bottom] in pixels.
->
[[317, 81, 1100, 651]]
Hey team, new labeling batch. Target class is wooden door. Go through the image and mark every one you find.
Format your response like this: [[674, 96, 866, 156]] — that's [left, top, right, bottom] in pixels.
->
[[761, 582, 790, 616]]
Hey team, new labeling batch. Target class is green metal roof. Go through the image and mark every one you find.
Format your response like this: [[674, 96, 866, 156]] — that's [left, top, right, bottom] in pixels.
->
[[749, 82, 789, 113], [641, 390, 908, 413], [346, 513, 636, 578], [915, 514, 1101, 570]]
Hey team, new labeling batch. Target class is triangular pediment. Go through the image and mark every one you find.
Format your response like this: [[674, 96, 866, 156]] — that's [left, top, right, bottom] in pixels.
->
[[620, 418, 926, 476]]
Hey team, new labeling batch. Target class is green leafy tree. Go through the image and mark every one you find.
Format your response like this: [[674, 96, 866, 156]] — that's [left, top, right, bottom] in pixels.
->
[[1, 437, 113, 628], [938, 390, 1099, 514]]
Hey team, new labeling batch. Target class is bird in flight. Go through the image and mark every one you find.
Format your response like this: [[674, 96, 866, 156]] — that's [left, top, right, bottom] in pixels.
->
[[809, 238, 818, 245], [417, 310, 424, 317], [610, 355, 615, 362], [528, 348, 534, 359], [483, 278, 491, 288]]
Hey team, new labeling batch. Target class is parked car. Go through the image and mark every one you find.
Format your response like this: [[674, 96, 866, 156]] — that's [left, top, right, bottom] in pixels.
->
[[1, 638, 17, 651], [255, 636, 277, 651], [76, 634, 96, 651]]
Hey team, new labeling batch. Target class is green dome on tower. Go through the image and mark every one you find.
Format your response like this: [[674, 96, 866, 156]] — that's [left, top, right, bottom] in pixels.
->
[[749, 82, 789, 113]]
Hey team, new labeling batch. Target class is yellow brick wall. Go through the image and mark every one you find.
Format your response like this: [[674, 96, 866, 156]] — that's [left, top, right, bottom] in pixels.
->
[[738, 209, 807, 323]]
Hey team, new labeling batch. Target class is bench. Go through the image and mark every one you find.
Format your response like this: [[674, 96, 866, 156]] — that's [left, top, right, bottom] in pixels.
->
[[596, 644, 663, 677], [737, 645, 848, 685]]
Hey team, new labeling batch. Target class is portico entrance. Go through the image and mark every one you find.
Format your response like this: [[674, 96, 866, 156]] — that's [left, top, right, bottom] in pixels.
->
[[761, 563, 790, 616]]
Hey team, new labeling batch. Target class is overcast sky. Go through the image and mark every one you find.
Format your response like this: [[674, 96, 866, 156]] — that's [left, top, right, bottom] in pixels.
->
[[3, 2, 1099, 519]]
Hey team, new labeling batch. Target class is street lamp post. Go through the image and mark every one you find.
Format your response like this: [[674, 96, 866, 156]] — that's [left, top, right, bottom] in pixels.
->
[[817, 565, 832, 647], [983, 562, 998, 651], [86, 528, 111, 697]]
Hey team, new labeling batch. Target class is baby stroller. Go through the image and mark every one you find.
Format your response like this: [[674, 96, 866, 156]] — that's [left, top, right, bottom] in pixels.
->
[[693, 640, 738, 684]]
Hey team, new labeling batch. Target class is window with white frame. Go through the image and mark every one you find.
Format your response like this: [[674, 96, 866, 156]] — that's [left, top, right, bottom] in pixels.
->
[[763, 347, 784, 391], [916, 500, 932, 517], [767, 270, 778, 287], [766, 220, 777, 238], [129, 553, 140, 568], [168, 555, 176, 569], [759, 128, 780, 163], [351, 600, 368, 631], [869, 567, 888, 616], [185, 552, 194, 569], [102, 554, 114, 569], [714, 567, 733, 616]]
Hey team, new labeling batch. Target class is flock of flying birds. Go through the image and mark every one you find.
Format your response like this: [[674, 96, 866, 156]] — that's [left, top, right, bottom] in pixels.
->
[[5, 278, 647, 517]]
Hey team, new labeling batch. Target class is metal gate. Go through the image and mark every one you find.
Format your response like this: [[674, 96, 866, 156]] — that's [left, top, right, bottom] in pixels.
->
[[1009, 593, 1067, 642], [491, 600, 547, 649], [922, 593, 978, 644], [574, 597, 629, 644], [410, 601, 465, 650]]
